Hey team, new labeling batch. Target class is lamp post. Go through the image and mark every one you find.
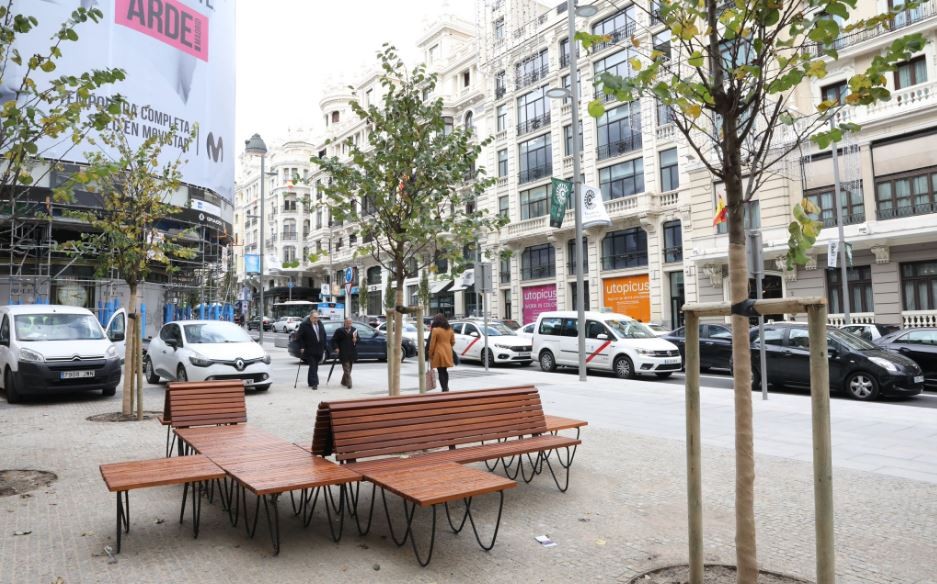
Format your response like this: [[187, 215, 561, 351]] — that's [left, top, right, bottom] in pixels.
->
[[245, 133, 268, 344], [546, 0, 596, 382]]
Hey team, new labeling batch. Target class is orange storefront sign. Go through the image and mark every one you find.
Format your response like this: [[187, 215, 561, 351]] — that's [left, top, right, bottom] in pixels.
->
[[603, 275, 651, 323]]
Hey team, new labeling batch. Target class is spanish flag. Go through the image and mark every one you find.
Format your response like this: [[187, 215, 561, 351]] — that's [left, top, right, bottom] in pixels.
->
[[713, 195, 728, 227]]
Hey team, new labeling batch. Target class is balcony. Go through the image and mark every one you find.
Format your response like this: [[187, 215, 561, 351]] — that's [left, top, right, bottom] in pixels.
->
[[596, 135, 642, 161], [517, 112, 551, 136], [827, 312, 875, 327], [663, 246, 683, 263], [656, 123, 676, 141], [902, 309, 937, 328], [495, 129, 507, 142], [876, 201, 937, 221], [496, 176, 509, 188], [515, 64, 549, 91], [566, 260, 589, 275], [281, 231, 298, 241], [592, 22, 636, 53], [856, 80, 937, 126], [521, 264, 555, 281], [806, 2, 936, 57], [820, 212, 866, 228], [495, 86, 506, 100], [518, 164, 552, 185]]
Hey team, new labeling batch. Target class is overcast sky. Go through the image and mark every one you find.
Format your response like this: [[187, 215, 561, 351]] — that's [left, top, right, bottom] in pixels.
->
[[235, 1, 476, 153]]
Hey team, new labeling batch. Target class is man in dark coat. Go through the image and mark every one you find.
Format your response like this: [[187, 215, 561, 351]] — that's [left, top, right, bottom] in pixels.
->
[[332, 317, 358, 388], [297, 310, 328, 389]]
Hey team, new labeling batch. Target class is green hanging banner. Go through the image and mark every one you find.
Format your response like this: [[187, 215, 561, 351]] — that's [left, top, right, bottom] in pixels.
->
[[549, 178, 573, 228]]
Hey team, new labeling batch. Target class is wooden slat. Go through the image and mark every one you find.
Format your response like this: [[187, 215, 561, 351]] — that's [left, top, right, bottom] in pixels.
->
[[100, 455, 225, 492], [167, 380, 247, 429], [363, 462, 515, 507], [543, 415, 589, 432]]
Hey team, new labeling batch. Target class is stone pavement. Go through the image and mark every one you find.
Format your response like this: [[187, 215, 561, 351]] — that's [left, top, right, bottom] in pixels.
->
[[1, 349, 935, 583]]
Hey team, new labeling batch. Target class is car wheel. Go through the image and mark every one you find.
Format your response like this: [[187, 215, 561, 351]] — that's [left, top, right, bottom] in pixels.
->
[[102, 385, 117, 397], [482, 349, 495, 368], [613, 355, 636, 379], [655, 372, 673, 379], [846, 371, 879, 401], [4, 368, 21, 404], [176, 364, 188, 382], [144, 357, 160, 384], [400, 349, 407, 363], [254, 384, 270, 392], [539, 350, 556, 372]]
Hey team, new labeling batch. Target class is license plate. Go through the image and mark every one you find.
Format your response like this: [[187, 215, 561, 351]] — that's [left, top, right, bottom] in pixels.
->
[[914, 375, 924, 384], [664, 359, 681, 365], [60, 370, 95, 379], [518, 353, 531, 358]]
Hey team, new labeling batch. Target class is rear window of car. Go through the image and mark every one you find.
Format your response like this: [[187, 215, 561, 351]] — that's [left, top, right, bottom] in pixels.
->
[[538, 317, 563, 335]]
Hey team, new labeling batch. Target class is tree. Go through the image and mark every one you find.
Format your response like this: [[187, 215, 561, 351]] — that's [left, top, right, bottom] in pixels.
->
[[1, 2, 125, 280], [313, 45, 505, 395], [54, 112, 196, 419], [578, 1, 925, 579]]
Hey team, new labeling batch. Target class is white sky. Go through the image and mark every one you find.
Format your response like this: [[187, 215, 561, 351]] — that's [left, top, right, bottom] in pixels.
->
[[235, 0, 476, 153]]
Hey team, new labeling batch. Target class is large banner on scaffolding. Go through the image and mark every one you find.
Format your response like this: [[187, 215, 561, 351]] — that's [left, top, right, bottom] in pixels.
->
[[7, 0, 236, 201]]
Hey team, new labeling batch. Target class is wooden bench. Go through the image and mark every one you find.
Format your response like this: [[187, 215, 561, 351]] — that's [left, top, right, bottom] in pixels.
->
[[165, 380, 247, 456], [99, 455, 225, 553], [310, 387, 583, 565]]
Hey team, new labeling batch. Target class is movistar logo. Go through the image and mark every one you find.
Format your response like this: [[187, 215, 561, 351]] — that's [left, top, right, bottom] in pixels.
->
[[206, 132, 224, 162]]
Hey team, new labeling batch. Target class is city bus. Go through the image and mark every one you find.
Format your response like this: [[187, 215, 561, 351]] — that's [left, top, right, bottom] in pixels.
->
[[272, 301, 315, 320]]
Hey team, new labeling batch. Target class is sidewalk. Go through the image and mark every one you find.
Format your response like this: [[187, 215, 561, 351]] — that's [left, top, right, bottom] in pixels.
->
[[0, 352, 934, 583]]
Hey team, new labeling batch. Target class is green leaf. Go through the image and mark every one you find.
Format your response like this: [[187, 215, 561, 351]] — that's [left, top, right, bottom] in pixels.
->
[[688, 51, 704, 68], [587, 99, 606, 118]]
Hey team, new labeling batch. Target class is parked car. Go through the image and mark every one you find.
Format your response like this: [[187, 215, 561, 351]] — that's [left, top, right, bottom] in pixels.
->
[[645, 323, 671, 336], [751, 323, 923, 400], [516, 322, 536, 342], [873, 327, 937, 389], [272, 316, 303, 333], [662, 323, 734, 371], [449, 320, 532, 367], [0, 304, 124, 402], [500, 319, 521, 331], [288, 321, 416, 361], [247, 315, 272, 331], [365, 315, 387, 328], [375, 321, 421, 344], [533, 310, 682, 379], [144, 320, 272, 390], [840, 323, 901, 343]]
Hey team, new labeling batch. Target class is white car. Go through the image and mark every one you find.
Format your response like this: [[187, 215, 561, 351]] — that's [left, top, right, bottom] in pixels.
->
[[376, 321, 421, 343], [273, 316, 303, 333], [0, 304, 124, 403], [144, 320, 272, 390], [450, 320, 533, 367], [533, 310, 682, 379], [644, 323, 671, 336], [516, 323, 536, 341]]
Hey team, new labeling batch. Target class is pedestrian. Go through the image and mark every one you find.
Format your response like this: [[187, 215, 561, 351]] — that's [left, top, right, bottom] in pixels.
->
[[428, 313, 455, 392], [297, 309, 328, 390], [332, 317, 359, 388]]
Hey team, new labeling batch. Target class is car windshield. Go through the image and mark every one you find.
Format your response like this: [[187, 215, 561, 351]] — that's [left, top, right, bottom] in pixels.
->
[[606, 319, 657, 339], [183, 323, 252, 344], [483, 323, 515, 336], [828, 327, 876, 351], [14, 313, 104, 341]]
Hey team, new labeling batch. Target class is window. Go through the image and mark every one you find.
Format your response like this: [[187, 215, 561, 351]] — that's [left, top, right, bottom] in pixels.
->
[[875, 166, 937, 220], [516, 86, 550, 136], [570, 282, 590, 311], [560, 72, 582, 104], [591, 6, 637, 51], [282, 219, 297, 240], [567, 237, 588, 273], [331, 111, 340, 124], [434, 253, 449, 274], [520, 185, 549, 220], [718, 39, 754, 71], [283, 246, 296, 263], [663, 220, 683, 263], [496, 104, 508, 131], [895, 56, 926, 89], [563, 124, 583, 157], [559, 37, 579, 67], [594, 50, 634, 99], [896, 329, 937, 345], [891, 0, 926, 26], [586, 320, 610, 339], [493, 17, 505, 40], [515, 49, 549, 89], [752, 327, 784, 346], [805, 185, 865, 226], [539, 316, 563, 335], [659, 148, 679, 191], [827, 265, 873, 314], [503, 289, 512, 319], [443, 117, 454, 136], [657, 100, 674, 126], [521, 244, 555, 280], [464, 111, 475, 134], [367, 266, 382, 285], [429, 44, 438, 63], [463, 71, 471, 87], [599, 158, 644, 200], [821, 81, 848, 105], [500, 257, 511, 284], [518, 134, 552, 184], [495, 70, 506, 99], [315, 209, 322, 229], [498, 195, 510, 219], [596, 101, 642, 160], [901, 261, 937, 311], [653, 29, 671, 60], [716, 199, 761, 234], [602, 228, 648, 269], [494, 149, 508, 178]]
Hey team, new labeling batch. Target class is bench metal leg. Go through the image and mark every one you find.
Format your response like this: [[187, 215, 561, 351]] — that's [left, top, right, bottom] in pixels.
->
[[348, 481, 376, 536], [382, 489, 437, 567], [542, 447, 573, 492], [165, 426, 176, 458], [381, 487, 411, 547], [466, 491, 504, 551], [323, 484, 346, 542], [261, 494, 281, 555], [444, 497, 471, 533], [115, 490, 130, 553]]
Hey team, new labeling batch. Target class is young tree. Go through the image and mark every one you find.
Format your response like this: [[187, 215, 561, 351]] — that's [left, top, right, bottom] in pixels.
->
[[313, 45, 505, 395], [55, 112, 196, 419], [579, 1, 925, 579]]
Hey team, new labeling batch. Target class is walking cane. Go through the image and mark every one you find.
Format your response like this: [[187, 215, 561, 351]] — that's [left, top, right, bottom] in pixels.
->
[[293, 358, 304, 389], [327, 357, 337, 383]]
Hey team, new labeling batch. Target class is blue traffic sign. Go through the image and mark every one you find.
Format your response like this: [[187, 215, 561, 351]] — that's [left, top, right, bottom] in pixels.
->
[[344, 267, 354, 284]]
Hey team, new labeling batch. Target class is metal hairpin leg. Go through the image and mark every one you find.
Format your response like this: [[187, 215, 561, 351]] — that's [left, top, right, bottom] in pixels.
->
[[466, 491, 504, 551], [542, 447, 573, 492], [347, 481, 376, 535], [444, 497, 472, 533], [381, 487, 411, 547], [322, 484, 345, 542], [381, 489, 437, 568], [165, 427, 176, 458], [180, 481, 205, 538], [115, 490, 130, 553], [261, 494, 281, 555]]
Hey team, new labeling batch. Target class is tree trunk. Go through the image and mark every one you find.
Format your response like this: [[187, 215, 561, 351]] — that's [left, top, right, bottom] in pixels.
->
[[121, 285, 137, 416], [385, 308, 394, 394], [415, 307, 426, 393]]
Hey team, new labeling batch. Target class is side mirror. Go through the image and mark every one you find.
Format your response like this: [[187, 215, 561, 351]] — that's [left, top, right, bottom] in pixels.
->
[[166, 338, 179, 349], [470, 332, 480, 338], [596, 333, 609, 340], [109, 331, 125, 342], [828, 347, 838, 359]]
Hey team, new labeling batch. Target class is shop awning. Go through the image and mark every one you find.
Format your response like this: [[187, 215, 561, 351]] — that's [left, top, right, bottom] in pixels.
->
[[449, 269, 474, 293], [429, 280, 453, 294]]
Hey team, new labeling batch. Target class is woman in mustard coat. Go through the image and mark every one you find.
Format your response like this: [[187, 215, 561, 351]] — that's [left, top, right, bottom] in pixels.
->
[[428, 313, 456, 391]]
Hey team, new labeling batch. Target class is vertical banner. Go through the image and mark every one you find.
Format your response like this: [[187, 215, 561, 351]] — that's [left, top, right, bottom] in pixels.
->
[[549, 178, 572, 228], [522, 284, 557, 324], [581, 184, 612, 228], [603, 275, 651, 323]]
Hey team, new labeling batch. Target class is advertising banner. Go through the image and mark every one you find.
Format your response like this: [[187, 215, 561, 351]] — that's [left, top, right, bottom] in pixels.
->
[[603, 275, 650, 323], [549, 178, 572, 228], [11, 0, 236, 201], [522, 283, 556, 325], [244, 254, 260, 274], [581, 184, 612, 228]]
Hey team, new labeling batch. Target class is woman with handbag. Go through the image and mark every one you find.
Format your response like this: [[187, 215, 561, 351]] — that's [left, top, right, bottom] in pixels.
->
[[428, 313, 455, 391]]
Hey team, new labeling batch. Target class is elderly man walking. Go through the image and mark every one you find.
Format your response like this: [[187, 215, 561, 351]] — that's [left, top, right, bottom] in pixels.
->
[[332, 318, 358, 388], [297, 310, 328, 390]]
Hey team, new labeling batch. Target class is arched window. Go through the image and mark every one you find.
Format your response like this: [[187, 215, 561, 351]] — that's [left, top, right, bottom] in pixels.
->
[[464, 111, 474, 133]]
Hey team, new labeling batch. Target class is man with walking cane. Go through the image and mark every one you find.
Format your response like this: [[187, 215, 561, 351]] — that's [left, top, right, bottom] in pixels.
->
[[297, 310, 328, 390], [332, 317, 358, 389]]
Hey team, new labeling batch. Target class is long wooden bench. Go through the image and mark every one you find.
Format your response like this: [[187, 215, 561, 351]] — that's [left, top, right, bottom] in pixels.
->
[[164, 380, 247, 456], [309, 387, 583, 565]]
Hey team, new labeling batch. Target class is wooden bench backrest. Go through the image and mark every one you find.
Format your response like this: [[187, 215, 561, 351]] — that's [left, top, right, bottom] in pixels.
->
[[167, 380, 247, 428], [320, 387, 549, 462]]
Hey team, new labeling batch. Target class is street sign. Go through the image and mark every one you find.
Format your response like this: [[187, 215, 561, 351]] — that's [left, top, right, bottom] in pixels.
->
[[345, 267, 354, 284], [287, 279, 294, 289], [475, 262, 493, 293]]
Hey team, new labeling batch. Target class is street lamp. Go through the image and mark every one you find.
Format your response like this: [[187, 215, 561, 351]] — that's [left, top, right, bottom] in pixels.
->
[[245, 133, 268, 344], [546, 0, 589, 382]]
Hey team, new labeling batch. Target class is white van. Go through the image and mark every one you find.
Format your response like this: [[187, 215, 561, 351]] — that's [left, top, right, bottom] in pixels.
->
[[533, 310, 682, 378], [0, 305, 125, 403]]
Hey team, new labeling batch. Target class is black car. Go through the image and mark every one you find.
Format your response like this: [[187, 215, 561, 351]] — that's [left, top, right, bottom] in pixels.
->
[[752, 323, 923, 401], [874, 327, 937, 389], [288, 321, 416, 361], [247, 316, 272, 331], [663, 323, 734, 370]]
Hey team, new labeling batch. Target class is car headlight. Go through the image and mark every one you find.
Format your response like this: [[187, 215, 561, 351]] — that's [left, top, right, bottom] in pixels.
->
[[635, 348, 653, 356], [262, 354, 271, 365], [188, 354, 213, 367], [19, 348, 44, 363], [493, 343, 513, 350], [105, 345, 120, 360], [868, 356, 898, 373]]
